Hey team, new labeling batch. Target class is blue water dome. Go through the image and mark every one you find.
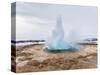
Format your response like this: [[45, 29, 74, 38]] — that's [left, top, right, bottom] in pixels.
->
[[47, 16, 79, 51]]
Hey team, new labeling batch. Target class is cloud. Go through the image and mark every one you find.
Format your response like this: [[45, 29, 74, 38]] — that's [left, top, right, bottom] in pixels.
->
[[16, 15, 54, 40]]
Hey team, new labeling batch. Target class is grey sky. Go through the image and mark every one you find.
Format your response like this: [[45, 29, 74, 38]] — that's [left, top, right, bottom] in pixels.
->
[[13, 2, 98, 41]]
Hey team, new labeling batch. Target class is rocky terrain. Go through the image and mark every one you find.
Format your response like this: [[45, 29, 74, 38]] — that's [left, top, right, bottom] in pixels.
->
[[11, 44, 97, 73]]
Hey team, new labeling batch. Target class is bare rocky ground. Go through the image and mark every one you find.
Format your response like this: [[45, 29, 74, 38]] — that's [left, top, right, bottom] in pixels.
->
[[11, 44, 97, 73]]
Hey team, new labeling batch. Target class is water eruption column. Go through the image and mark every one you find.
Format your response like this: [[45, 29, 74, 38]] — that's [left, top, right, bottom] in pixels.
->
[[48, 16, 78, 51]]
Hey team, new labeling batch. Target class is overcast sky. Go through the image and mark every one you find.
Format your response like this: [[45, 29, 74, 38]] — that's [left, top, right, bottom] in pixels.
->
[[12, 2, 98, 41]]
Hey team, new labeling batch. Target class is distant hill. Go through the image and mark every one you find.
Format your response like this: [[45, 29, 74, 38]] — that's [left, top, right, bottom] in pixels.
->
[[78, 38, 97, 45], [11, 40, 45, 43], [84, 38, 97, 41]]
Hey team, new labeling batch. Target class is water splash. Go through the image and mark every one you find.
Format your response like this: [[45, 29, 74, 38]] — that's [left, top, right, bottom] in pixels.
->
[[47, 16, 79, 51]]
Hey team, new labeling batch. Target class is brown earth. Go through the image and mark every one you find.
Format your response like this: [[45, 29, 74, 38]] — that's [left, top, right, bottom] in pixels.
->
[[11, 44, 97, 73]]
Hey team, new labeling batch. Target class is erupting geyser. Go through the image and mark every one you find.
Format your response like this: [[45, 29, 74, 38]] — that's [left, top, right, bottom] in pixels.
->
[[47, 16, 79, 51]]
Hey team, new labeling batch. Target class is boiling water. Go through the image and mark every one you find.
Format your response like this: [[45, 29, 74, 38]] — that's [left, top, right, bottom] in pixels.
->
[[47, 16, 79, 51]]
